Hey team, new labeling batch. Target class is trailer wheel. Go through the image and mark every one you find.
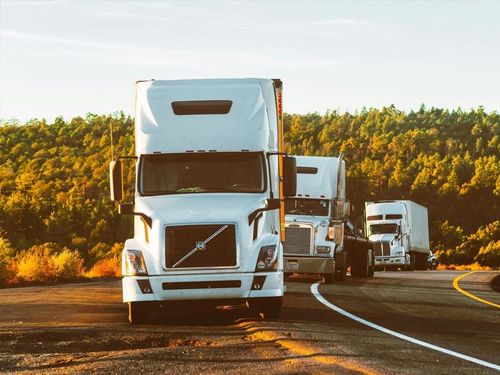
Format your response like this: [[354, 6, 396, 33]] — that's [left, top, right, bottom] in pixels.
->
[[323, 273, 335, 284], [415, 253, 427, 270], [128, 302, 150, 324]]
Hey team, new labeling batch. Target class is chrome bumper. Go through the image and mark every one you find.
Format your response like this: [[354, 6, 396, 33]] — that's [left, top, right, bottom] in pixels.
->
[[284, 256, 335, 274]]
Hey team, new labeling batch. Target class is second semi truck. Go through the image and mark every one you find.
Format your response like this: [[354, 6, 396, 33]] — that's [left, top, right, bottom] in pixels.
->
[[283, 155, 374, 283]]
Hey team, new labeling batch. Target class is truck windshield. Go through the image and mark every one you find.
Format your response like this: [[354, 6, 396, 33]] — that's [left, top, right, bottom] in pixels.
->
[[285, 199, 329, 216], [140, 152, 265, 195], [370, 224, 398, 234]]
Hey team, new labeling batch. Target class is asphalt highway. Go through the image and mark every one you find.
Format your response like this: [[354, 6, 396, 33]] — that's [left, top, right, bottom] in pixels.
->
[[0, 270, 498, 374]]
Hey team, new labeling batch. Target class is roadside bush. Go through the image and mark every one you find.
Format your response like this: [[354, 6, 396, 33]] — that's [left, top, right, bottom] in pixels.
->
[[475, 240, 500, 267], [89, 242, 111, 263], [0, 237, 16, 286], [87, 256, 121, 278], [53, 248, 85, 280], [16, 245, 58, 282]]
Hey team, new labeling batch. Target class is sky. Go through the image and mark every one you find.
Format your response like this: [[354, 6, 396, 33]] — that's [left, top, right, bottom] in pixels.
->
[[1, 0, 499, 122]]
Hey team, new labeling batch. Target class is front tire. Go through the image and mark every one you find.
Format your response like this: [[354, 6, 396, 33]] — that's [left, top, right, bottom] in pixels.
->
[[405, 253, 416, 271], [250, 297, 282, 319], [334, 266, 346, 281], [128, 302, 150, 324], [368, 249, 375, 277], [323, 273, 334, 284]]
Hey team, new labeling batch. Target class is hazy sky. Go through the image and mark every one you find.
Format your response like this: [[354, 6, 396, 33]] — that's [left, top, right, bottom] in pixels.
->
[[1, 0, 499, 122]]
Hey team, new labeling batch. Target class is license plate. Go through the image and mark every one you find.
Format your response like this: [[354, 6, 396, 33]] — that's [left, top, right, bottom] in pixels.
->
[[287, 261, 299, 270]]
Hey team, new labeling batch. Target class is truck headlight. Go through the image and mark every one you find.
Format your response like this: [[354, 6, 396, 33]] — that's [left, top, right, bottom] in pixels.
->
[[125, 250, 148, 275], [255, 245, 278, 272], [394, 251, 404, 256], [316, 246, 331, 254]]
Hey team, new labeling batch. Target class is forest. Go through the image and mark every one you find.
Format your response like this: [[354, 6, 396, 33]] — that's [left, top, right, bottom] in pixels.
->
[[0, 107, 499, 285]]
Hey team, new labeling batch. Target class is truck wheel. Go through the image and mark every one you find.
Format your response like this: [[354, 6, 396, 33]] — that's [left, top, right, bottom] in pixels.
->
[[253, 297, 282, 319], [368, 249, 375, 277], [323, 273, 334, 284], [352, 252, 369, 278], [407, 254, 415, 271], [128, 302, 150, 324], [334, 267, 346, 281], [415, 253, 427, 270]]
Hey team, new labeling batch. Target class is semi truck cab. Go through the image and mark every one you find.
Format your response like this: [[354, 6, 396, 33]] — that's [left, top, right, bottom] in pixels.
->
[[283, 155, 374, 283], [109, 78, 296, 323]]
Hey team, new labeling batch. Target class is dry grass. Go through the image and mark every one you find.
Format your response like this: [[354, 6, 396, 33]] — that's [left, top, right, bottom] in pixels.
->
[[437, 262, 493, 271], [87, 256, 121, 278]]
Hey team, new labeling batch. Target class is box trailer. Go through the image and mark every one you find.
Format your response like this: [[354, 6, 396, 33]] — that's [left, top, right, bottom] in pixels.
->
[[365, 200, 429, 270]]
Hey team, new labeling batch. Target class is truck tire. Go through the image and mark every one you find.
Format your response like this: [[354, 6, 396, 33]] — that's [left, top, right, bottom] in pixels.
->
[[415, 253, 427, 270], [323, 273, 335, 284], [368, 249, 375, 277], [250, 297, 282, 319], [334, 267, 346, 281], [128, 302, 150, 324], [406, 253, 415, 271], [351, 251, 369, 278]]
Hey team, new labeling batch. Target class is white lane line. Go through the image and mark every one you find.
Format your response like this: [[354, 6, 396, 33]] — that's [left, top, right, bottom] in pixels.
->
[[311, 282, 500, 371]]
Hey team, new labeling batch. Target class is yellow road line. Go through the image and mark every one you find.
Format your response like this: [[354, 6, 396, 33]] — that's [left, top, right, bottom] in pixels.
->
[[453, 271, 500, 309]]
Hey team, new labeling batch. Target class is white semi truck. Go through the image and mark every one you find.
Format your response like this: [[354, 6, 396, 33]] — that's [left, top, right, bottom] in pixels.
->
[[283, 155, 374, 283], [110, 78, 297, 323], [365, 200, 429, 270]]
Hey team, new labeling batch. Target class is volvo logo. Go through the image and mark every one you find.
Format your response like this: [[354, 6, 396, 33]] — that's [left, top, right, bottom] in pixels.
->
[[196, 241, 206, 251]]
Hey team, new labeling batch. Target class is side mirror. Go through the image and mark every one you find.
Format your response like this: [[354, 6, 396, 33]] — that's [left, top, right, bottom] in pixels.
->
[[118, 202, 134, 214], [109, 160, 123, 202], [283, 157, 297, 197], [266, 198, 281, 210]]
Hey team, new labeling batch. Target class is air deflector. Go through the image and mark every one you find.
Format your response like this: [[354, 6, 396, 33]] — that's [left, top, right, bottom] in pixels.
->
[[171, 100, 232, 115]]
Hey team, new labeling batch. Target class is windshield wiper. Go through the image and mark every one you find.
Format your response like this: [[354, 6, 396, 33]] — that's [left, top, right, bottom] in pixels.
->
[[176, 187, 204, 193]]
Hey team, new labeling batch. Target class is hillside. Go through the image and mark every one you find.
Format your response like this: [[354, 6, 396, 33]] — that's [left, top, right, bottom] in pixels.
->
[[0, 108, 499, 274]]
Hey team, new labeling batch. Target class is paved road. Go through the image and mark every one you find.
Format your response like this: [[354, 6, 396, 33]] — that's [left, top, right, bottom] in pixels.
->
[[0, 271, 498, 374]]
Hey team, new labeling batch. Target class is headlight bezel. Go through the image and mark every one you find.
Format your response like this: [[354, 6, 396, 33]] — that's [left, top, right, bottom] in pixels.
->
[[255, 245, 279, 272], [124, 249, 148, 276]]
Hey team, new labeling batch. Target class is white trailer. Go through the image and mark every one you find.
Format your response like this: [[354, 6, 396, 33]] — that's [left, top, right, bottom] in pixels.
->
[[110, 78, 297, 323], [365, 200, 429, 270], [284, 155, 374, 283]]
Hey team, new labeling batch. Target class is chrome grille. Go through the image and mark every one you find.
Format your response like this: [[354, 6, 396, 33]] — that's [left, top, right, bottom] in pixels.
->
[[374, 241, 391, 257], [284, 226, 312, 255], [165, 224, 236, 268]]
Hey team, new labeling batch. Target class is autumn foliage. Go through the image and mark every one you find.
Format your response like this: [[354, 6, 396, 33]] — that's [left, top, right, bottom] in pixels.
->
[[0, 107, 499, 282]]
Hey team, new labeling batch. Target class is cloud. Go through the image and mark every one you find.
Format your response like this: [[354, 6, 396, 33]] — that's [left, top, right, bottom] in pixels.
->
[[1, 28, 341, 70]]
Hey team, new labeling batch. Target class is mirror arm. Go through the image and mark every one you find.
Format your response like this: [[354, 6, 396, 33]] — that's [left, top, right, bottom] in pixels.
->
[[248, 198, 280, 225], [118, 203, 152, 228]]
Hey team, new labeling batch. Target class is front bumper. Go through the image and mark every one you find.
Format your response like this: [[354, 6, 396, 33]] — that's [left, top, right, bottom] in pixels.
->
[[122, 271, 283, 303], [284, 256, 335, 274], [375, 256, 406, 266]]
